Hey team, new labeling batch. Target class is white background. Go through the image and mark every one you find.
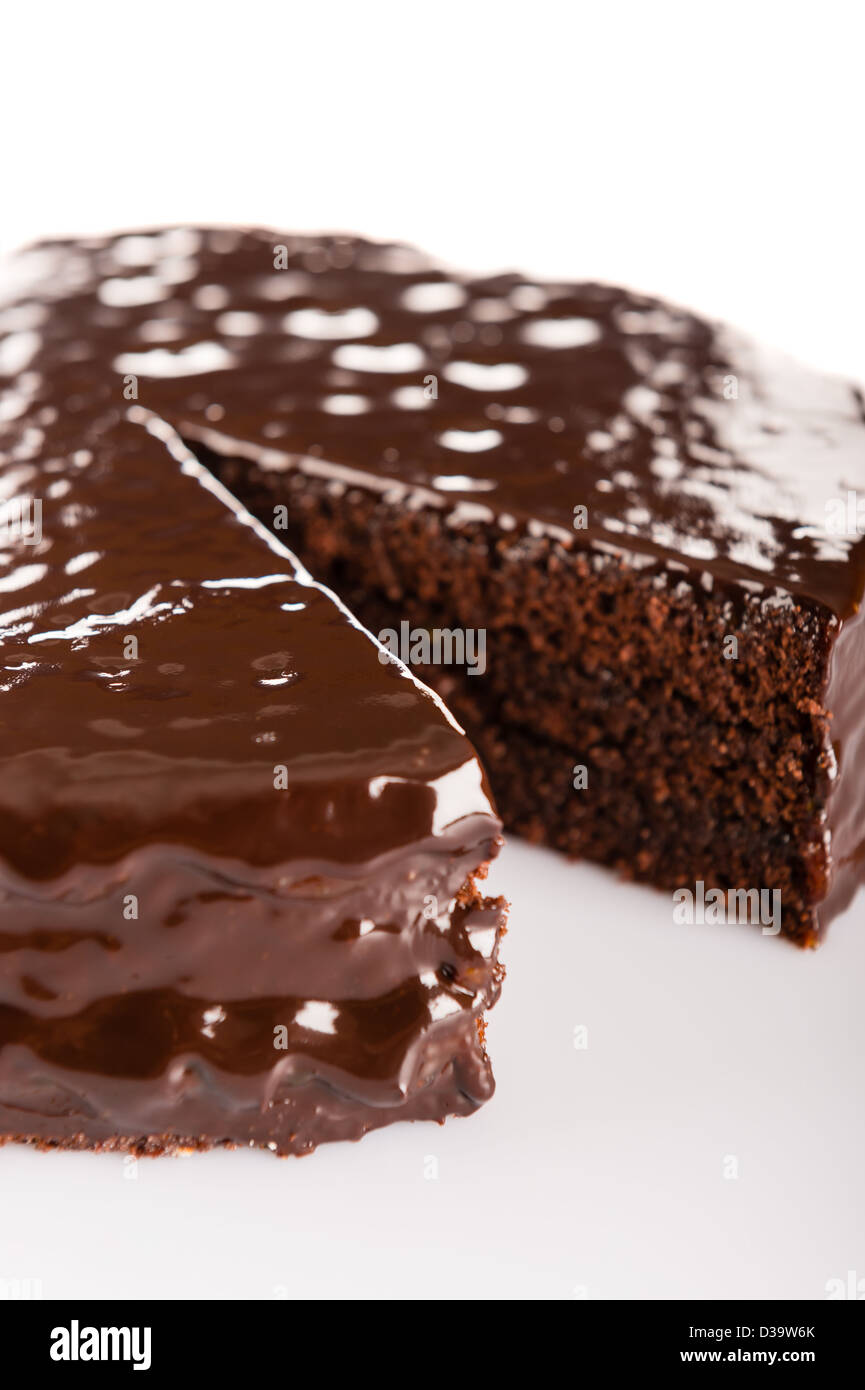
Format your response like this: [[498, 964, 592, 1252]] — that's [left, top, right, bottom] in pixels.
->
[[1, 0, 863, 1301]]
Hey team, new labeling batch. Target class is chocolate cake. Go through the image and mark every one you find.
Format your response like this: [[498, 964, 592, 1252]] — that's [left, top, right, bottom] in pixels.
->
[[0, 244, 507, 1156], [0, 218, 862, 1156]]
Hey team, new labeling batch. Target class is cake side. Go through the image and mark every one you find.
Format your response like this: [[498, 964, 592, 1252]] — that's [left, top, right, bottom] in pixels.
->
[[820, 608, 865, 928], [0, 876, 505, 1157]]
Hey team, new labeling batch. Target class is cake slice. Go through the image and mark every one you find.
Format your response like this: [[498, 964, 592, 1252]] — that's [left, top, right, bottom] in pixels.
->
[[0, 286, 506, 1153]]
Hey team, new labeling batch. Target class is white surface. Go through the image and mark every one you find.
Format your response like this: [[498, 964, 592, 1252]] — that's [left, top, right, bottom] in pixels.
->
[[1, 0, 863, 1301], [1, 843, 863, 1301]]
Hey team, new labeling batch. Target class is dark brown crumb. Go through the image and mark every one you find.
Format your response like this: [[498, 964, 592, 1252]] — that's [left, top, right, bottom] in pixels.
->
[[207, 446, 837, 947]]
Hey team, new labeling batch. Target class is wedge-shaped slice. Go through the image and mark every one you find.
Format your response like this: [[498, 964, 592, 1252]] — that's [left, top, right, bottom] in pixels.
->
[[0, 388, 505, 1155]]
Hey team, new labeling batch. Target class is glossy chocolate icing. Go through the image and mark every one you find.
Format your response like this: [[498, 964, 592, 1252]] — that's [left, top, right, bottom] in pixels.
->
[[10, 227, 862, 614], [0, 234, 507, 1153]]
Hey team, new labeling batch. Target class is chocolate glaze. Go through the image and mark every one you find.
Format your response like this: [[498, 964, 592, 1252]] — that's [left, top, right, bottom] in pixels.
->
[[9, 227, 862, 614], [0, 409, 494, 879], [0, 233, 508, 1154]]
